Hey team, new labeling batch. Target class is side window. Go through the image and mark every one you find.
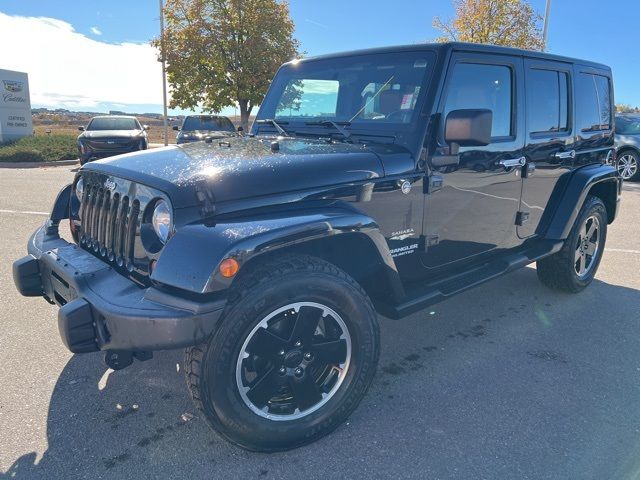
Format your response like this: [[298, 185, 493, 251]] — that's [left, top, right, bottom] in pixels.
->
[[527, 69, 569, 134], [576, 72, 612, 132], [443, 63, 513, 139]]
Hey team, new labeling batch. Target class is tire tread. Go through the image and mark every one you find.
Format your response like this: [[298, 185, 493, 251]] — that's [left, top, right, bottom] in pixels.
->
[[537, 195, 607, 293]]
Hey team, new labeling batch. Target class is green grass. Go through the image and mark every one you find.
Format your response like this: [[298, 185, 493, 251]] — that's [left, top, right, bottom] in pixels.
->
[[0, 135, 78, 163]]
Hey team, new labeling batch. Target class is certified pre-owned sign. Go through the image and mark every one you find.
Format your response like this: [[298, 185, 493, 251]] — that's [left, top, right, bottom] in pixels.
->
[[0, 69, 32, 142]]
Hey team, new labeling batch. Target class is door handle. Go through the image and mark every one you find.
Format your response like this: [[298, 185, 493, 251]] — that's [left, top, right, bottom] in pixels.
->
[[553, 150, 576, 160], [499, 156, 526, 168]]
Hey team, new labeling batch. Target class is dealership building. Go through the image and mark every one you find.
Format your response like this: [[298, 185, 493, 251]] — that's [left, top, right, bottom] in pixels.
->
[[0, 69, 32, 143]]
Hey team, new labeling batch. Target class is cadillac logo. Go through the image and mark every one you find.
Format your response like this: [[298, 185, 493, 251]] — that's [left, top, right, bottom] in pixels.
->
[[104, 179, 117, 191], [3, 80, 24, 93]]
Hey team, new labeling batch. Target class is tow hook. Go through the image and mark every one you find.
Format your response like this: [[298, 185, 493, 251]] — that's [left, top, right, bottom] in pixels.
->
[[103, 350, 153, 370]]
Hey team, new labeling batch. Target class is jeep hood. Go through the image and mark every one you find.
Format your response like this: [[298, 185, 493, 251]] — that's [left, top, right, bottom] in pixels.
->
[[82, 136, 385, 208]]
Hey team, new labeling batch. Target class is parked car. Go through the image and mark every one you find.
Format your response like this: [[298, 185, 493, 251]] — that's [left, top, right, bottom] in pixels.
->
[[77, 115, 148, 165], [14, 43, 620, 452], [615, 113, 640, 180], [174, 114, 236, 144]]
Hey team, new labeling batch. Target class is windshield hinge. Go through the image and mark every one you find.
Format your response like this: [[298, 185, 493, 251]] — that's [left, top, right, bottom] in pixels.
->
[[194, 180, 216, 222]]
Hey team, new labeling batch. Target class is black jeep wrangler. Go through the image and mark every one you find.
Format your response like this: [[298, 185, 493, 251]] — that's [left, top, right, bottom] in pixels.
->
[[13, 43, 621, 452]]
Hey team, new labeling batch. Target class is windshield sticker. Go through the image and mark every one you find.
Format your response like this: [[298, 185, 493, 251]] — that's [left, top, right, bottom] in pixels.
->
[[400, 94, 414, 110]]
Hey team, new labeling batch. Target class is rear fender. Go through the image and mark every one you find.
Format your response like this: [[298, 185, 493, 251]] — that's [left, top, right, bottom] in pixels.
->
[[151, 206, 400, 296], [544, 164, 620, 240]]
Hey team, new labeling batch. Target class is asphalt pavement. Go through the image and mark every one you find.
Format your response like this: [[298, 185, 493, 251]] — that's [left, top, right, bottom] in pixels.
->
[[1, 166, 639, 479]]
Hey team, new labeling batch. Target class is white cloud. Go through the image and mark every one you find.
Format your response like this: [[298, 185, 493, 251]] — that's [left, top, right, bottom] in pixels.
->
[[0, 12, 164, 110], [90, 26, 102, 35]]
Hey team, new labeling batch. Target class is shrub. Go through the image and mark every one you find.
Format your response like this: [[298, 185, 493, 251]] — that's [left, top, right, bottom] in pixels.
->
[[0, 135, 78, 163]]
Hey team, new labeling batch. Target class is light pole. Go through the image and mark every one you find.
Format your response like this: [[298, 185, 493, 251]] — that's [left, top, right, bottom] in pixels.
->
[[159, 0, 169, 146], [542, 0, 552, 51]]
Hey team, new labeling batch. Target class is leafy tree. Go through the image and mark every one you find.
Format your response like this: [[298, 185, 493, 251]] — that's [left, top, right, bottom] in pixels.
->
[[616, 103, 640, 113], [433, 0, 545, 51], [154, 0, 300, 130]]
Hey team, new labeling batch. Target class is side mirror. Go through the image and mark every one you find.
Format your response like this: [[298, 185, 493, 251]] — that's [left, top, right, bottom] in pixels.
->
[[237, 126, 244, 132], [432, 109, 492, 168], [444, 108, 492, 150], [143, 124, 150, 131], [78, 126, 85, 131], [173, 126, 180, 131]]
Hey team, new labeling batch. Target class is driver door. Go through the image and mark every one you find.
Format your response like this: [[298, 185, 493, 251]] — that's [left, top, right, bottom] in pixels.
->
[[422, 53, 526, 270]]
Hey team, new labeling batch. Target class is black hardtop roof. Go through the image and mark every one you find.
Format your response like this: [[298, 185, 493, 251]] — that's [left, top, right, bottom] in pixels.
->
[[296, 42, 609, 71]]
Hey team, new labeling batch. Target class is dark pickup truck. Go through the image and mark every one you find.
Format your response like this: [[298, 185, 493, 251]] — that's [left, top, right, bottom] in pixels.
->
[[13, 42, 621, 452]]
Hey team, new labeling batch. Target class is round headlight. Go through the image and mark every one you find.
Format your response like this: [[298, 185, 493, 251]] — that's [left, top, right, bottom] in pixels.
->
[[152, 200, 172, 244], [75, 177, 84, 200]]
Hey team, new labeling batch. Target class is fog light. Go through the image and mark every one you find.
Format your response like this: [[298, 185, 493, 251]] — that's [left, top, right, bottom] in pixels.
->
[[219, 258, 239, 278]]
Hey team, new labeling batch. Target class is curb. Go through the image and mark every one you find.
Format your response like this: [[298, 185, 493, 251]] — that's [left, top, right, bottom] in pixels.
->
[[0, 159, 80, 169]]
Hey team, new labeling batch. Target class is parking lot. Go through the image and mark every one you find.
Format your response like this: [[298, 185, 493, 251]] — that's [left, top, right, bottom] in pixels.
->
[[1, 166, 639, 479]]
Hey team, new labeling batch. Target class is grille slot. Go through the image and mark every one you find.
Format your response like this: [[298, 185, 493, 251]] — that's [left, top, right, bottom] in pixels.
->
[[78, 181, 141, 271]]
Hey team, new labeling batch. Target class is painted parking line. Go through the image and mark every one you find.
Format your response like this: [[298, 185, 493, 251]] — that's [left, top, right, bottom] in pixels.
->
[[0, 208, 49, 216], [605, 248, 640, 255]]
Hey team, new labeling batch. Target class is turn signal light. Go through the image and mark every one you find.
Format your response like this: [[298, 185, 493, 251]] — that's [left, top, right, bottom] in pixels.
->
[[219, 258, 239, 278]]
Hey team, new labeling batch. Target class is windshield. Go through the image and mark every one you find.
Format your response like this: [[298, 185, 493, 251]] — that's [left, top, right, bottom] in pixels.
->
[[87, 117, 139, 131], [257, 51, 434, 132], [183, 116, 235, 132], [616, 116, 640, 135]]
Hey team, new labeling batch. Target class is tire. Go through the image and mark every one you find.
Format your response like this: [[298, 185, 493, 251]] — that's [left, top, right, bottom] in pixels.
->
[[617, 150, 640, 181], [536, 195, 607, 293], [185, 254, 380, 452]]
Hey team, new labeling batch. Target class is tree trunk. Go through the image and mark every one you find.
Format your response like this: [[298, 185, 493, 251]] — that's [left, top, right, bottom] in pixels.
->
[[238, 99, 252, 132]]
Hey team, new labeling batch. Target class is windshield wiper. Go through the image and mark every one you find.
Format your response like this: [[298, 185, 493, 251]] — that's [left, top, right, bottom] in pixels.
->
[[255, 119, 292, 137], [305, 120, 352, 141]]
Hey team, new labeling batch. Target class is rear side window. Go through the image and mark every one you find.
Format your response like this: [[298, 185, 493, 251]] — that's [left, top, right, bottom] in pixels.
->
[[527, 69, 569, 134], [576, 72, 612, 132], [443, 63, 513, 138]]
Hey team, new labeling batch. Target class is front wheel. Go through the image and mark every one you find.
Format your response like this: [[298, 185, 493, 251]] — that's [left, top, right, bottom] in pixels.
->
[[185, 254, 380, 451], [537, 195, 607, 292]]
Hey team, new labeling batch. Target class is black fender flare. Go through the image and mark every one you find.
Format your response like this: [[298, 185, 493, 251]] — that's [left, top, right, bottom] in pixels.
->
[[151, 206, 400, 296], [544, 164, 620, 240]]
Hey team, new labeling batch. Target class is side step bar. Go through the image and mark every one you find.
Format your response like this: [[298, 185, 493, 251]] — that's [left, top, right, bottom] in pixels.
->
[[378, 240, 563, 319]]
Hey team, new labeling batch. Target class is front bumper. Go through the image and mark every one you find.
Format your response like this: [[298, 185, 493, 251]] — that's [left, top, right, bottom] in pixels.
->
[[13, 221, 225, 353]]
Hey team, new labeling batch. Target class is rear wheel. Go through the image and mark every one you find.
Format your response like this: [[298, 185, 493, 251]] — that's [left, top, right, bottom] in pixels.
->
[[617, 150, 639, 181], [185, 254, 379, 451], [537, 195, 607, 292]]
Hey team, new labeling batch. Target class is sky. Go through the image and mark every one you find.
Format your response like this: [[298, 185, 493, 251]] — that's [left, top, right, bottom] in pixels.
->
[[0, 0, 637, 116]]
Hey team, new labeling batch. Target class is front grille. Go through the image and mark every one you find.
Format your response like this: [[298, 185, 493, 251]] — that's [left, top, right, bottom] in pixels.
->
[[79, 183, 141, 272], [86, 138, 137, 151]]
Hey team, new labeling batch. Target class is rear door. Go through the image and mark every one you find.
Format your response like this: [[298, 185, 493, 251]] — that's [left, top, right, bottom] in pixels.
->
[[518, 58, 574, 238], [422, 52, 525, 270], [572, 66, 615, 166]]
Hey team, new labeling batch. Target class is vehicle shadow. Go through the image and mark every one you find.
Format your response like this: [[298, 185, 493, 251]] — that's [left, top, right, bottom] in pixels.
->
[[3, 267, 640, 479]]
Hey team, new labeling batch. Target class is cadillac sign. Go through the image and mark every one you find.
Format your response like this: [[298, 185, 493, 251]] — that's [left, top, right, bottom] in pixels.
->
[[0, 69, 32, 143]]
